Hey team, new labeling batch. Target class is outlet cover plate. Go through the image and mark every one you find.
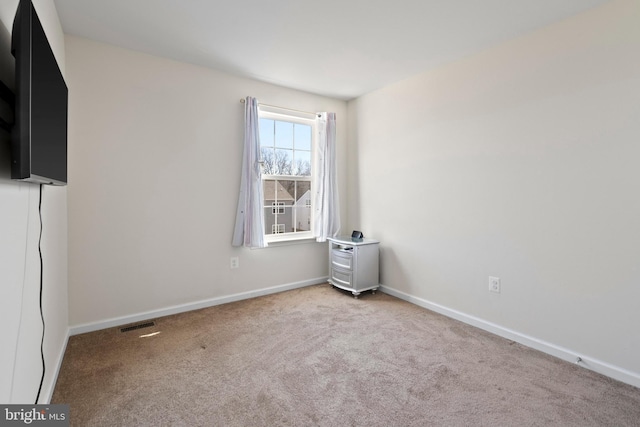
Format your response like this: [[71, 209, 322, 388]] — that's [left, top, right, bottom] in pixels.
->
[[489, 276, 500, 293], [230, 257, 239, 269]]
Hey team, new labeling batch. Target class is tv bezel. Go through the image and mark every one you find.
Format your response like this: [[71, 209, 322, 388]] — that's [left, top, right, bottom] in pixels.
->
[[11, 0, 68, 186]]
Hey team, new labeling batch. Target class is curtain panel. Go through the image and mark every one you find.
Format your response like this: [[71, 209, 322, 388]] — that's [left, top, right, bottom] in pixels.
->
[[313, 112, 340, 242], [232, 97, 265, 248]]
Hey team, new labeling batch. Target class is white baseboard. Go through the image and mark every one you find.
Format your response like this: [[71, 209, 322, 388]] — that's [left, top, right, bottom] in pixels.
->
[[69, 277, 328, 336], [380, 284, 640, 389], [41, 328, 70, 403]]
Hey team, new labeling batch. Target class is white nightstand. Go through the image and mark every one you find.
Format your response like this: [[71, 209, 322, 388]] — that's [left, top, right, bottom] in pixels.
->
[[327, 236, 379, 298]]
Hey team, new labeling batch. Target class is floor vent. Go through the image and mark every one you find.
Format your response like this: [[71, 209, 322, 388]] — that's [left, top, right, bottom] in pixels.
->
[[120, 321, 156, 333]]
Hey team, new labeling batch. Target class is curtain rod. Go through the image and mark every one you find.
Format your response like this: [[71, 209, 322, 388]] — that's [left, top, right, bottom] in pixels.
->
[[240, 98, 320, 118]]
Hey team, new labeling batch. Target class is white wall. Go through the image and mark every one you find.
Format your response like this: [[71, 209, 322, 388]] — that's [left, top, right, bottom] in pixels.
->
[[65, 36, 347, 328], [348, 0, 640, 385], [0, 0, 68, 404]]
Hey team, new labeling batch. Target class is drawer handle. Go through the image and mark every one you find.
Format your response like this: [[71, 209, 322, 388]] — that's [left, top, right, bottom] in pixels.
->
[[332, 276, 350, 286], [332, 261, 351, 269]]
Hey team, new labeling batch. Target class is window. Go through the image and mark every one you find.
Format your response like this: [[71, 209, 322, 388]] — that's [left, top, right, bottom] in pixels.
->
[[260, 108, 315, 242], [272, 202, 285, 214], [272, 224, 285, 234]]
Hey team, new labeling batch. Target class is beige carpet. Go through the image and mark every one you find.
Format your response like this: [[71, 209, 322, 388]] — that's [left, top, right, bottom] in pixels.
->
[[52, 284, 640, 426]]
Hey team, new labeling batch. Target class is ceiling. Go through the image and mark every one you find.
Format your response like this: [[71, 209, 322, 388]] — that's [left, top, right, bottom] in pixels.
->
[[53, 0, 610, 100]]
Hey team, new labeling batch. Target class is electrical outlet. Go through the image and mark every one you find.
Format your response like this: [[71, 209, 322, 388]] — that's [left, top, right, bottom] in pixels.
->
[[230, 257, 239, 269], [489, 276, 500, 293]]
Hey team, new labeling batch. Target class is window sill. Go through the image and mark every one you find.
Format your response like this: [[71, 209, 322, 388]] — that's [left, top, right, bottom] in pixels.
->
[[259, 234, 318, 248]]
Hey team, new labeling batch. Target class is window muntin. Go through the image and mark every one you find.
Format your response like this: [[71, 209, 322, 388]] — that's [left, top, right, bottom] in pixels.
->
[[259, 110, 315, 242]]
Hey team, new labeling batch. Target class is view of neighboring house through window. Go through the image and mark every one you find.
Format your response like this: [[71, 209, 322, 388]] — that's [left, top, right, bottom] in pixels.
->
[[259, 111, 314, 241]]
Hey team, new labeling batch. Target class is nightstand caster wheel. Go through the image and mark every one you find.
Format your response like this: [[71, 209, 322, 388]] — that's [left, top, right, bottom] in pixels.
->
[[371, 289, 376, 295], [353, 292, 360, 299]]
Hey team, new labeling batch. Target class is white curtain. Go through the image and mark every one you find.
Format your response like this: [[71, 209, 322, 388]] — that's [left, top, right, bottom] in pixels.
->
[[232, 97, 265, 248], [314, 112, 340, 242]]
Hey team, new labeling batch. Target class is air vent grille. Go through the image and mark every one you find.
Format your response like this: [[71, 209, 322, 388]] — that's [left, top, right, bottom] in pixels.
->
[[120, 321, 156, 333]]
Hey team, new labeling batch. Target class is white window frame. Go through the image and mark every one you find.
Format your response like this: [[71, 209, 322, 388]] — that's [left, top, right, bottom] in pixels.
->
[[259, 107, 316, 244]]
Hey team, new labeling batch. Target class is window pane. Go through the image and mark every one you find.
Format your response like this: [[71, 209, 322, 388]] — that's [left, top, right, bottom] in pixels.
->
[[293, 206, 311, 232], [295, 181, 311, 203], [264, 207, 276, 235], [293, 150, 311, 176], [264, 208, 291, 234], [280, 206, 293, 233], [275, 149, 293, 175], [275, 121, 294, 149], [261, 147, 276, 175], [278, 180, 295, 202], [259, 119, 274, 147], [295, 124, 312, 151], [263, 205, 291, 234], [263, 179, 276, 202]]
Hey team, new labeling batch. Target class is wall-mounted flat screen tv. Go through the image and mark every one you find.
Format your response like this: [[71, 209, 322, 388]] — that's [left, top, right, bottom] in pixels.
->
[[11, 0, 68, 185]]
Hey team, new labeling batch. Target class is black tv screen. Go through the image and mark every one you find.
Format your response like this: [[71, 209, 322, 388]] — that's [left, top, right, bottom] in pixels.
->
[[11, 0, 68, 185]]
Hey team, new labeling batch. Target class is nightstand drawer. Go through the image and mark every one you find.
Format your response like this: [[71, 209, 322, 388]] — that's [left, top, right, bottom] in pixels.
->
[[331, 249, 353, 270], [331, 267, 352, 287]]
